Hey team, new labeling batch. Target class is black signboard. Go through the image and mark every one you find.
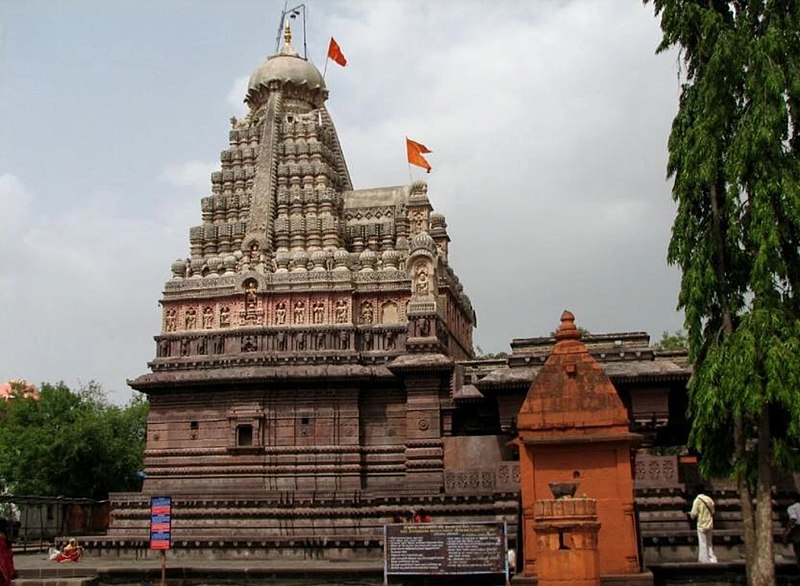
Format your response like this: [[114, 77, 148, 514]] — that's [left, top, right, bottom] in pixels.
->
[[384, 521, 507, 580]]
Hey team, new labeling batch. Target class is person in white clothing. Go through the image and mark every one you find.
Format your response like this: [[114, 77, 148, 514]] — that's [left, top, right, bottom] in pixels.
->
[[689, 484, 718, 563], [782, 493, 800, 566]]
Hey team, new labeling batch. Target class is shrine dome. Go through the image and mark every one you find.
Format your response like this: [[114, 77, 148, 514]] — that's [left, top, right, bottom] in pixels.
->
[[245, 42, 326, 108]]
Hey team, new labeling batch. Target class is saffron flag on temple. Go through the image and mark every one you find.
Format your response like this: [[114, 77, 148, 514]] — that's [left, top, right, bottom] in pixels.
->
[[327, 37, 347, 66], [406, 138, 432, 173]]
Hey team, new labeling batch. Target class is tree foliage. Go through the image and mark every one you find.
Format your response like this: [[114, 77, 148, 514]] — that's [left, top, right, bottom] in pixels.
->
[[655, 329, 689, 350], [0, 382, 148, 500], [646, 1, 800, 583]]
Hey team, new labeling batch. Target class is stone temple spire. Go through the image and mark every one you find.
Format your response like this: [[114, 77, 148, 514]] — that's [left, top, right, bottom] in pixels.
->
[[143, 31, 474, 378]]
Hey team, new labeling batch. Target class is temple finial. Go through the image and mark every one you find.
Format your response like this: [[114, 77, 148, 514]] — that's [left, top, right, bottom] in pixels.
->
[[555, 310, 581, 341], [284, 20, 292, 46]]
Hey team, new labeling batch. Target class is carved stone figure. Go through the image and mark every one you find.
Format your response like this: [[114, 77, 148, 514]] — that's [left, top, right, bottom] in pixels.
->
[[275, 302, 287, 325], [294, 301, 305, 324], [157, 339, 170, 357], [249, 242, 260, 265], [242, 335, 257, 352], [165, 309, 177, 332], [363, 330, 373, 351], [419, 318, 430, 337], [335, 300, 348, 323], [180, 338, 191, 356], [339, 330, 350, 350], [277, 331, 287, 351], [219, 306, 231, 327], [360, 301, 374, 324], [386, 330, 396, 350], [185, 308, 197, 330], [415, 266, 430, 296], [312, 301, 325, 324], [245, 281, 258, 312], [202, 307, 214, 329], [212, 335, 224, 354], [295, 332, 305, 350], [196, 337, 207, 354], [316, 332, 326, 350]]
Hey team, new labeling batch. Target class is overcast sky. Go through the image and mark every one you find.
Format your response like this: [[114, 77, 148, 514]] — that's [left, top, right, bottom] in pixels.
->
[[0, 0, 684, 404]]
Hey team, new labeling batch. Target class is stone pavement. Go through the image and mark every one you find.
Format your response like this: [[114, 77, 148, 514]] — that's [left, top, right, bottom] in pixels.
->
[[11, 551, 386, 586]]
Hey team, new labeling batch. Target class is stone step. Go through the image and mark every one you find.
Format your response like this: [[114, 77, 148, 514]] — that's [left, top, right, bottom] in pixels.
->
[[13, 578, 98, 586]]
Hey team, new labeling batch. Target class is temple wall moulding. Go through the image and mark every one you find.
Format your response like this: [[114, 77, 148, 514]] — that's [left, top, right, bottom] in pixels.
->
[[153, 325, 407, 362]]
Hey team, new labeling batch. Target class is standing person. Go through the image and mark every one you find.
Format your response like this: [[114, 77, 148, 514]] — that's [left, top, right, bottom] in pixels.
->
[[0, 521, 15, 586], [782, 493, 800, 565], [689, 484, 718, 563]]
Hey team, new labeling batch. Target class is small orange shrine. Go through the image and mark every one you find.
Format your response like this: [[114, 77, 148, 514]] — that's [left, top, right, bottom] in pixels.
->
[[515, 310, 645, 580]]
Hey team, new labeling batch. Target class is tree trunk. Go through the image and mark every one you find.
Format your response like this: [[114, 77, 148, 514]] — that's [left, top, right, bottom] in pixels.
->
[[751, 408, 776, 586], [735, 414, 756, 585], [710, 180, 759, 582]]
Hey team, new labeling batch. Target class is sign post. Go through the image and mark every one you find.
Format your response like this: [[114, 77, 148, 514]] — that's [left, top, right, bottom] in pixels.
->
[[384, 521, 508, 585], [149, 496, 172, 586]]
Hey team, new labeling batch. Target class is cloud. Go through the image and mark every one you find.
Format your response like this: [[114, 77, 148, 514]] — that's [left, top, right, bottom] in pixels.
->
[[160, 161, 218, 192], [226, 76, 249, 117], [0, 174, 190, 404]]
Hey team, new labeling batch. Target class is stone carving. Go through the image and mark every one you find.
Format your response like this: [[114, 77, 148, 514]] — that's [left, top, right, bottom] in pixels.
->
[[212, 335, 224, 354], [275, 302, 287, 325], [335, 300, 348, 323], [419, 318, 430, 337], [360, 301, 374, 324], [363, 330, 373, 351], [157, 339, 170, 357], [185, 308, 197, 330], [197, 336, 207, 355], [165, 309, 177, 332], [242, 335, 257, 352], [220, 306, 231, 327], [385, 330, 396, 350], [248, 242, 260, 266], [634, 454, 679, 488], [312, 301, 325, 324], [411, 211, 425, 234], [245, 280, 258, 312], [295, 332, 305, 350], [414, 266, 430, 296], [202, 307, 213, 329], [180, 338, 191, 356], [339, 330, 350, 350], [277, 331, 287, 351], [316, 332, 326, 350], [293, 301, 305, 324]]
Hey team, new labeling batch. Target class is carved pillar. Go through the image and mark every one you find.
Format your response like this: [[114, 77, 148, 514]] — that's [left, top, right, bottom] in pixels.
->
[[402, 376, 444, 491]]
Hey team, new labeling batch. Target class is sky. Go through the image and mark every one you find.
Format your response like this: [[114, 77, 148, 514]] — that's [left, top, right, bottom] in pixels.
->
[[0, 0, 684, 404]]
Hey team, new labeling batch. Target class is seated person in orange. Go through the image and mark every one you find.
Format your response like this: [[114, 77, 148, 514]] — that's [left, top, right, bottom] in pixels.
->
[[54, 539, 83, 563]]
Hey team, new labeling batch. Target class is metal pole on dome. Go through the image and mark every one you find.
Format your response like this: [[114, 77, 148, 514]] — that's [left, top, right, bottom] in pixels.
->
[[276, 4, 307, 57]]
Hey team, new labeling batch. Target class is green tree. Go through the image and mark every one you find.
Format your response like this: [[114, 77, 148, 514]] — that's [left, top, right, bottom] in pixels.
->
[[0, 382, 148, 500], [646, 2, 800, 584], [654, 329, 688, 350]]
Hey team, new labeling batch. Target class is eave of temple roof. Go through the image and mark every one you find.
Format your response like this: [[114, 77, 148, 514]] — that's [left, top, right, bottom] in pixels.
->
[[469, 356, 690, 392], [129, 363, 395, 389]]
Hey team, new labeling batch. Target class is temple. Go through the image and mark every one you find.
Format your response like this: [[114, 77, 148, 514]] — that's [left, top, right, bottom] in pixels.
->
[[109, 26, 708, 568]]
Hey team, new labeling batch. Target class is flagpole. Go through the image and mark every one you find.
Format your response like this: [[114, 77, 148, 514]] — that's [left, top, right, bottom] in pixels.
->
[[323, 55, 329, 79], [406, 137, 413, 183]]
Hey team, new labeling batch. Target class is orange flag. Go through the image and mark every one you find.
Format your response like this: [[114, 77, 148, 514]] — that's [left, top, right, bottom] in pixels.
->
[[406, 138, 432, 173], [327, 37, 347, 66]]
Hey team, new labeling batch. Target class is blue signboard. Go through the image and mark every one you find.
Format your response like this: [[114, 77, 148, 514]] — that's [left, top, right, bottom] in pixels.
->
[[149, 496, 172, 550]]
